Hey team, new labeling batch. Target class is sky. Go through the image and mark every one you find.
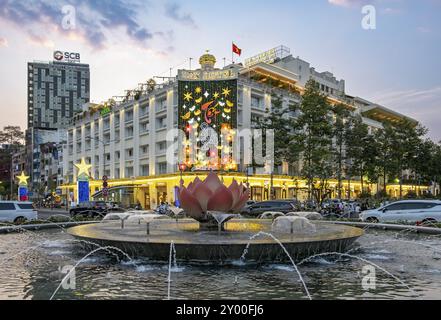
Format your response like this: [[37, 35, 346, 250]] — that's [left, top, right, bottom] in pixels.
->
[[0, 0, 440, 140]]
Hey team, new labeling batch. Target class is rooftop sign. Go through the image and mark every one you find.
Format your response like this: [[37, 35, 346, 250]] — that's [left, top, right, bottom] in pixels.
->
[[244, 45, 291, 68], [178, 69, 238, 81], [53, 51, 81, 63]]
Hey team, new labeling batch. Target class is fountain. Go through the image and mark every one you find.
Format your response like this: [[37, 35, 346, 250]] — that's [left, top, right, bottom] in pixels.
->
[[67, 172, 364, 262]]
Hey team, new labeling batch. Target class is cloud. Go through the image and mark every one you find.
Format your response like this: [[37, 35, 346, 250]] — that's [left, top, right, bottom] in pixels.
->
[[368, 86, 441, 140], [328, 0, 371, 7], [165, 2, 196, 28], [0, 37, 8, 47], [0, 0, 159, 50]]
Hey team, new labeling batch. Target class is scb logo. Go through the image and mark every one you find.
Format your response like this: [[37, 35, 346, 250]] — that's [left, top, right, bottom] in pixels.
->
[[54, 51, 80, 62]]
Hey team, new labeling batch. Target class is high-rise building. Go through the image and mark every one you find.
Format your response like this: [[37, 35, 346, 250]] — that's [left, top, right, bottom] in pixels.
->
[[26, 51, 89, 197], [27, 56, 90, 129]]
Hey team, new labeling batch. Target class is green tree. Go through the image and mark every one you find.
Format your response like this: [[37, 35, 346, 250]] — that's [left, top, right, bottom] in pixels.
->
[[288, 80, 334, 204], [332, 104, 351, 199], [345, 115, 375, 196], [0, 126, 25, 146]]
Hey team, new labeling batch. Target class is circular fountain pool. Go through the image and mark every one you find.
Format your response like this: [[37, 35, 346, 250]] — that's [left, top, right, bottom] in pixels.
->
[[67, 219, 364, 262], [1, 227, 441, 300]]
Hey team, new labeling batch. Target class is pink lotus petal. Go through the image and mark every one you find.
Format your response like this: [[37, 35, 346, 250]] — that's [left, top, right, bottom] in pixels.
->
[[179, 188, 203, 219], [193, 183, 213, 212], [186, 182, 194, 193], [232, 188, 250, 213], [228, 179, 241, 209], [203, 171, 224, 193], [207, 185, 234, 212]]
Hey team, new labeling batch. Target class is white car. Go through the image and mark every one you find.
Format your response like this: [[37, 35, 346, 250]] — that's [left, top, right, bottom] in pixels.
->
[[360, 200, 441, 225], [0, 201, 38, 224]]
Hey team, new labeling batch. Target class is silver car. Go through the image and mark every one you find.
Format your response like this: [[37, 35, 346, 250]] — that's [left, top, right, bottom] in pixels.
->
[[360, 200, 441, 225]]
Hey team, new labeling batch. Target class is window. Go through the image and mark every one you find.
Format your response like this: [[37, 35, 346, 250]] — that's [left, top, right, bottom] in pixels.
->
[[140, 120, 149, 134], [402, 202, 438, 210], [156, 98, 167, 112], [156, 116, 167, 130], [126, 148, 133, 158], [140, 104, 149, 117], [251, 96, 262, 109], [125, 109, 133, 122], [140, 164, 149, 176], [115, 151, 120, 160], [103, 118, 110, 130], [157, 162, 167, 174], [125, 166, 134, 177], [125, 126, 134, 138], [156, 141, 167, 153], [140, 145, 149, 155], [0, 203, 16, 210], [385, 203, 405, 211]]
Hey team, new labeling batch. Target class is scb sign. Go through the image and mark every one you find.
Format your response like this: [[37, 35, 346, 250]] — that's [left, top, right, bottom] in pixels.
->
[[53, 51, 81, 63]]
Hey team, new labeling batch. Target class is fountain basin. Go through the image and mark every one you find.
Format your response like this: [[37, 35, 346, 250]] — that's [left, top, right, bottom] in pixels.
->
[[67, 219, 364, 263]]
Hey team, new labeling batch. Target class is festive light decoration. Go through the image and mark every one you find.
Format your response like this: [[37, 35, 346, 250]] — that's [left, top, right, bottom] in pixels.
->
[[178, 74, 237, 171], [16, 172, 30, 186], [75, 158, 92, 178]]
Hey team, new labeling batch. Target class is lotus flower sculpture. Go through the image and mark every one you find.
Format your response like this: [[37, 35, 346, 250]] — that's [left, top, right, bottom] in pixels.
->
[[178, 172, 250, 230]]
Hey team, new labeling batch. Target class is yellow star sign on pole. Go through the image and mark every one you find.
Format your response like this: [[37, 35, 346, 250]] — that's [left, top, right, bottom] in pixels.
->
[[74, 158, 92, 178], [16, 172, 30, 186]]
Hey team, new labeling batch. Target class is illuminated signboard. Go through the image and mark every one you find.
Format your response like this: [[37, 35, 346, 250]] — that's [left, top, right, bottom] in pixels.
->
[[53, 51, 81, 63], [244, 48, 277, 68], [178, 76, 238, 172]]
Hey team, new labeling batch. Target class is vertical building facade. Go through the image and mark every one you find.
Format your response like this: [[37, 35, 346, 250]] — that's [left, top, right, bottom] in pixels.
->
[[26, 52, 90, 197]]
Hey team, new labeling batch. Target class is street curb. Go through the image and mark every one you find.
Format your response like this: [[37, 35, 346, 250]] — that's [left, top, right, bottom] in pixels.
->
[[0, 221, 100, 234], [330, 221, 441, 235]]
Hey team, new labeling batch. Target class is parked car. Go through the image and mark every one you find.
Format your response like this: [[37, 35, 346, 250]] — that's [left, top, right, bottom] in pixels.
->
[[69, 201, 109, 218], [241, 200, 297, 217], [246, 200, 257, 206], [0, 201, 38, 224], [359, 200, 441, 225]]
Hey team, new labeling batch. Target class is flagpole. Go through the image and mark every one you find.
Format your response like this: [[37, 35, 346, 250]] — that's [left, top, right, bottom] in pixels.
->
[[232, 41, 234, 64]]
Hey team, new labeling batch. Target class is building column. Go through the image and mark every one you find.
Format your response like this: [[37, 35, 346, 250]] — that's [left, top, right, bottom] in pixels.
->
[[166, 89, 175, 174], [119, 110, 125, 178], [149, 97, 156, 176], [133, 103, 140, 177]]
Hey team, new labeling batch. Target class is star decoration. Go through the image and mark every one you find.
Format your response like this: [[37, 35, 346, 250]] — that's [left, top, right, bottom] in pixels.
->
[[213, 92, 220, 99], [204, 91, 210, 98], [222, 88, 231, 97], [184, 92, 193, 102], [16, 172, 29, 185], [75, 158, 92, 178], [195, 87, 202, 94]]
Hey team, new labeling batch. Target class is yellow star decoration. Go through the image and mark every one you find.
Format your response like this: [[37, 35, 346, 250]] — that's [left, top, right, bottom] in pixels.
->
[[195, 87, 202, 94], [16, 172, 29, 185], [222, 88, 231, 97], [213, 92, 220, 99], [75, 158, 92, 178], [184, 92, 193, 102]]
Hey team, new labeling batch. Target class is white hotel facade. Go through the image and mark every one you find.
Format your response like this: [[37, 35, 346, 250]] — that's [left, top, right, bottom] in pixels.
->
[[62, 46, 419, 208]]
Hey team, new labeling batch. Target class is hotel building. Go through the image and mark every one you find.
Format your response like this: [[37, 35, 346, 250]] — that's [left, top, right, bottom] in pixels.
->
[[62, 46, 424, 208]]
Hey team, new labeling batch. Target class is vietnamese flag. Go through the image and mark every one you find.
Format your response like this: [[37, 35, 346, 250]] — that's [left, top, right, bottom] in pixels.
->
[[232, 43, 242, 56]]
